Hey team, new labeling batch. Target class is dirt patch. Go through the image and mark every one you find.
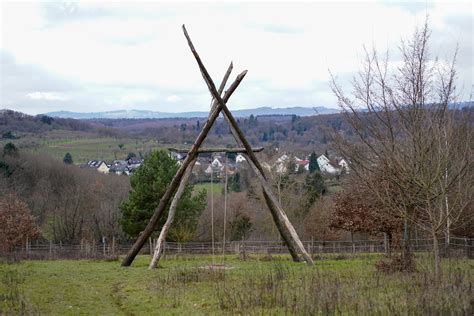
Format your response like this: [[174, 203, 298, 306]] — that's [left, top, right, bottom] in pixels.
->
[[198, 264, 234, 270]]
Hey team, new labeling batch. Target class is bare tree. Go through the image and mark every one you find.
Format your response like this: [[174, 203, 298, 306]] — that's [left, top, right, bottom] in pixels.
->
[[330, 21, 472, 279]]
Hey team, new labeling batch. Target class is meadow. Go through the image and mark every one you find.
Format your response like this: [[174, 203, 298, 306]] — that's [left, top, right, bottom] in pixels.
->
[[1, 254, 472, 315], [1, 131, 163, 164], [193, 182, 223, 195]]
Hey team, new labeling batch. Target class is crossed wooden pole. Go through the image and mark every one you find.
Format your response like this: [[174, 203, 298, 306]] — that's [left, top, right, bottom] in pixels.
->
[[121, 25, 314, 267]]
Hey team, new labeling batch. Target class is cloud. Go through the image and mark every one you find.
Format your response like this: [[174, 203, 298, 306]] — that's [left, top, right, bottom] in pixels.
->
[[382, 1, 435, 14], [0, 2, 472, 114], [26, 92, 69, 101], [248, 22, 303, 34], [166, 95, 182, 103], [41, 2, 112, 25]]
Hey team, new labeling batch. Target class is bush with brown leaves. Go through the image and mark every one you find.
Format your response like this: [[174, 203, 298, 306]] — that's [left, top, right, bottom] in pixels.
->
[[0, 194, 40, 252]]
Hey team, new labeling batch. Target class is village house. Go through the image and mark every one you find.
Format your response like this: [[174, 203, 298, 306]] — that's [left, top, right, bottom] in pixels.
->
[[295, 158, 309, 172], [83, 156, 144, 176], [317, 154, 341, 175], [235, 153, 246, 163], [337, 158, 350, 173], [272, 153, 349, 175], [85, 160, 110, 174], [275, 154, 290, 173]]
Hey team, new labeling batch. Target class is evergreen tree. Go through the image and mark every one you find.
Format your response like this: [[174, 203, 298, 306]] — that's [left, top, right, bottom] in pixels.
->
[[308, 152, 319, 173], [40, 115, 53, 125], [230, 215, 252, 240], [249, 114, 258, 127], [2, 131, 15, 139], [0, 161, 12, 177], [63, 153, 73, 164], [226, 151, 236, 162], [120, 150, 206, 241], [3, 143, 18, 157], [228, 172, 241, 192], [303, 172, 326, 213], [286, 159, 297, 175]]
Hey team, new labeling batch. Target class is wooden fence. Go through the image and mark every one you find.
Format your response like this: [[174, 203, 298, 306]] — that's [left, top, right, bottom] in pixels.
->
[[4, 237, 473, 260]]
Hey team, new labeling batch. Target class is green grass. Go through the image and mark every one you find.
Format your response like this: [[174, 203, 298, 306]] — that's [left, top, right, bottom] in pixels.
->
[[194, 182, 223, 195], [0, 131, 164, 164], [1, 254, 472, 315]]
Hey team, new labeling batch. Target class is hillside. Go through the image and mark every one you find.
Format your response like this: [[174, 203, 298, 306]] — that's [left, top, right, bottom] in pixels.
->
[[89, 112, 352, 156], [0, 108, 350, 167], [45, 106, 339, 119], [0, 109, 114, 135]]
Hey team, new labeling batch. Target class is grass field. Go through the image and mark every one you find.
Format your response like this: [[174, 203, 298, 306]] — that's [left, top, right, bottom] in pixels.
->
[[1, 131, 164, 164], [193, 182, 223, 195], [1, 254, 472, 315]]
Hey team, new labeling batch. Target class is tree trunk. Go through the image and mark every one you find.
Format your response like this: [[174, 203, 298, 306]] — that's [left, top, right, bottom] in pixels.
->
[[432, 230, 442, 282], [387, 232, 392, 257], [149, 159, 196, 269], [401, 214, 414, 271]]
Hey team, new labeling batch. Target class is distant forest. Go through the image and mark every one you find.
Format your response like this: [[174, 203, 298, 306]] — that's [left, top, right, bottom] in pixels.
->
[[2, 109, 357, 156], [89, 113, 354, 155]]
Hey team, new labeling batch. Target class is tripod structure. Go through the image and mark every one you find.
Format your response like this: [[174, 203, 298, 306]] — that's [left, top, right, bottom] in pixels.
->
[[121, 25, 314, 267]]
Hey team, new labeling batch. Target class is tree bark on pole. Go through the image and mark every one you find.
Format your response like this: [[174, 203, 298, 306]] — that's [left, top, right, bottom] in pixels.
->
[[149, 158, 196, 269], [182, 25, 313, 265], [121, 65, 245, 267], [149, 62, 232, 269]]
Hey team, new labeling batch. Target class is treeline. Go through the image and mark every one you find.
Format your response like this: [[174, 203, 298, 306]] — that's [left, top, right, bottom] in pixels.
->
[[90, 113, 353, 153], [0, 109, 121, 137], [0, 147, 130, 243], [0, 142, 349, 249]]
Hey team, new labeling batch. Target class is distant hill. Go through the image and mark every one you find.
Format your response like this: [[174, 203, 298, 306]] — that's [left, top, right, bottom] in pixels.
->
[[44, 106, 339, 119], [0, 109, 119, 136]]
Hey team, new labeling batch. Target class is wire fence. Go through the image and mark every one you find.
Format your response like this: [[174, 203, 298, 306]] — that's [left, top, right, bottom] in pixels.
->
[[3, 237, 473, 260]]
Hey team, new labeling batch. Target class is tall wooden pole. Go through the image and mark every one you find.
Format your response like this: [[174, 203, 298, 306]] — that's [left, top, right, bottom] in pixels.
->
[[149, 158, 196, 269], [182, 25, 313, 264], [121, 65, 246, 266], [148, 62, 233, 269]]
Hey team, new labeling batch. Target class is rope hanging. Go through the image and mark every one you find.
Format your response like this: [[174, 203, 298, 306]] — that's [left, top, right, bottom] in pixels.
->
[[222, 154, 228, 262], [209, 97, 215, 265], [210, 156, 215, 264]]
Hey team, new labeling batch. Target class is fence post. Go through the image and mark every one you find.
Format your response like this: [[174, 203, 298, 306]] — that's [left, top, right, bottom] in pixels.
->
[[350, 233, 355, 254], [465, 238, 474, 259], [112, 236, 116, 256], [414, 228, 419, 251], [49, 240, 52, 258]]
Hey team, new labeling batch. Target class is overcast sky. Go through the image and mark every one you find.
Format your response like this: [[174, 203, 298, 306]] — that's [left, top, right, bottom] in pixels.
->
[[1, 1, 472, 115]]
